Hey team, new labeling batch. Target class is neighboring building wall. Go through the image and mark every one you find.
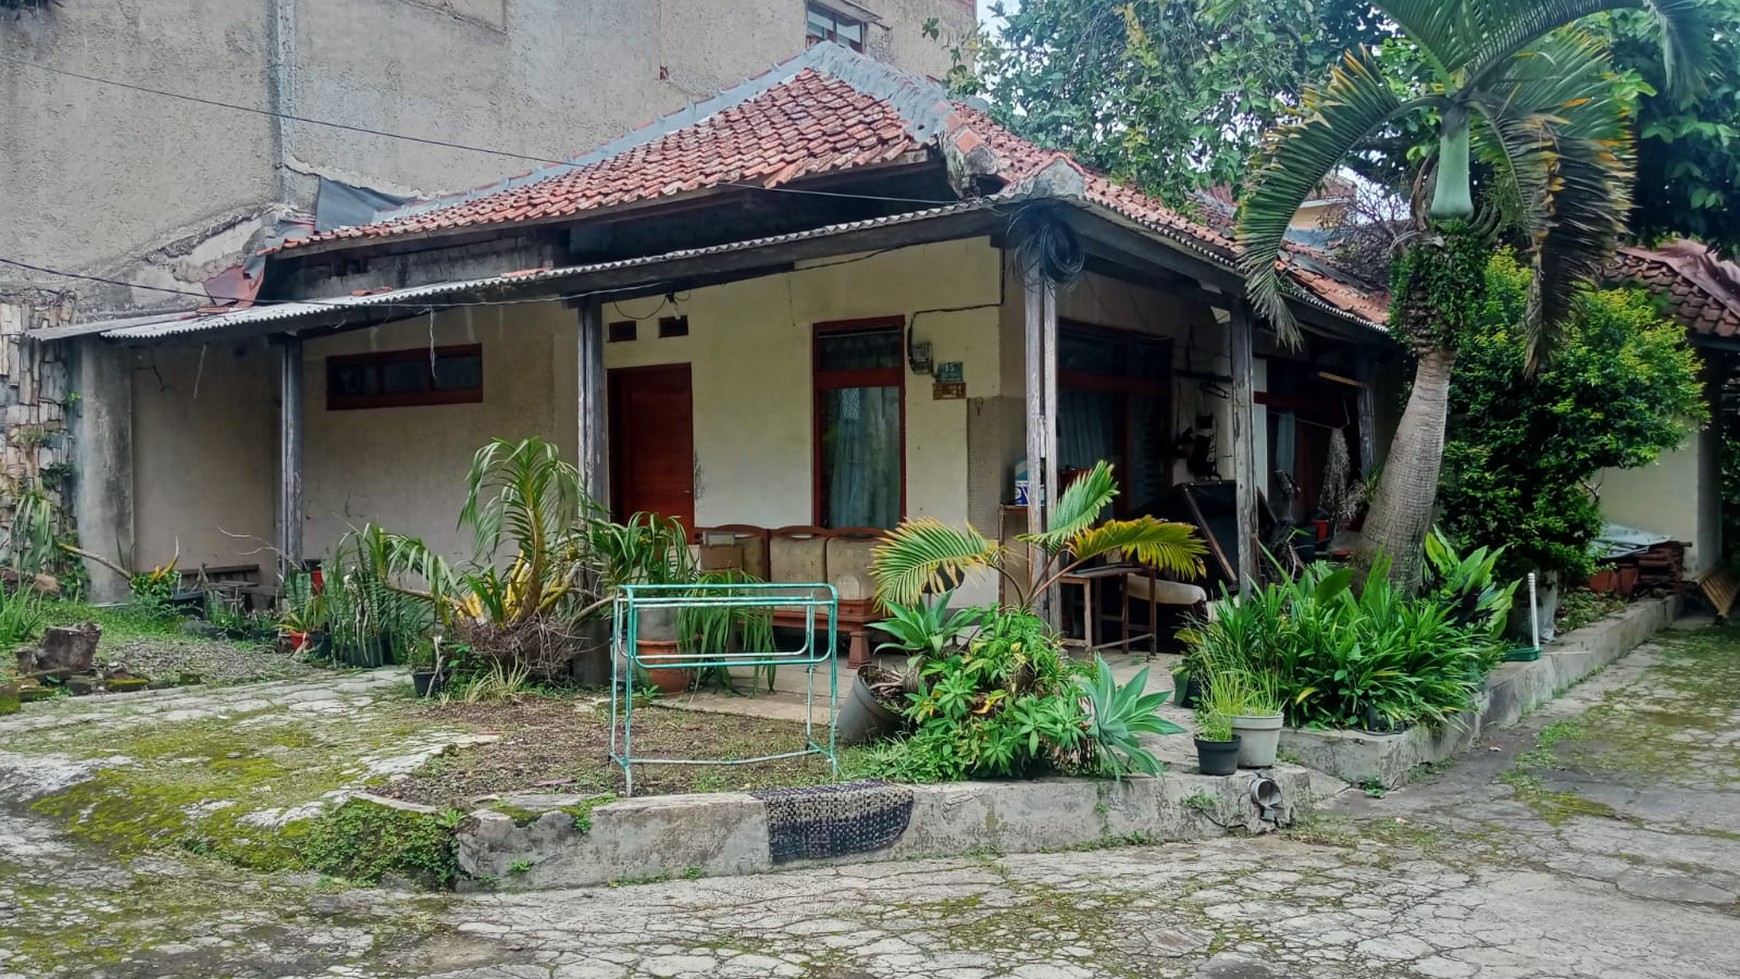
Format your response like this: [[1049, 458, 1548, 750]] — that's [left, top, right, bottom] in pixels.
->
[[1, 0, 975, 313], [129, 341, 278, 572], [1595, 425, 1723, 574]]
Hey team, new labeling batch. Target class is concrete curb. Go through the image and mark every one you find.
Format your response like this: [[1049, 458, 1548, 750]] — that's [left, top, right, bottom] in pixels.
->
[[1279, 596, 1680, 788], [457, 765, 1316, 890]]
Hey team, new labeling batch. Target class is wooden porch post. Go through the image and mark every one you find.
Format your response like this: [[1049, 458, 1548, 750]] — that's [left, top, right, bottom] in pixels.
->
[[277, 336, 304, 578], [1023, 272, 1058, 624], [577, 298, 609, 510], [1228, 300, 1260, 591]]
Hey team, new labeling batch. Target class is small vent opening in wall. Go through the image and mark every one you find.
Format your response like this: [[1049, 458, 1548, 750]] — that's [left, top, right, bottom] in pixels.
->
[[658, 316, 690, 338], [608, 320, 637, 343]]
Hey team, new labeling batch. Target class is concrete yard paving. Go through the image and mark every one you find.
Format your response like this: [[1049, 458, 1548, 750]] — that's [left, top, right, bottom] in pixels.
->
[[3, 624, 1739, 977]]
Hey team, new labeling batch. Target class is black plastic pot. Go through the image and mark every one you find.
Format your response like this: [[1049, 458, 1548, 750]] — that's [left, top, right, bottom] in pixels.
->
[[835, 673, 904, 746], [1361, 705, 1408, 735], [412, 670, 448, 698], [1194, 735, 1242, 776], [1171, 672, 1203, 710]]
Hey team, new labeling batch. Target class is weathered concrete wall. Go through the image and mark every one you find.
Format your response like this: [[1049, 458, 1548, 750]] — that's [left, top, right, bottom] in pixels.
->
[[1280, 596, 1681, 788], [0, 2, 279, 303], [70, 341, 135, 602], [457, 763, 1313, 890], [129, 341, 278, 573], [1, 0, 971, 310]]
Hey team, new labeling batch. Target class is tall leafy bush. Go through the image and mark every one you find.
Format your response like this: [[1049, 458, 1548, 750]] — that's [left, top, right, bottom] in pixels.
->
[[1438, 252, 1706, 582]]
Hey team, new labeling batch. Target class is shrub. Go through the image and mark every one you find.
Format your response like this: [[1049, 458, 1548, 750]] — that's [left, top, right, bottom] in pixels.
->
[[1184, 551, 1508, 730], [856, 608, 1181, 782], [1439, 251, 1705, 582]]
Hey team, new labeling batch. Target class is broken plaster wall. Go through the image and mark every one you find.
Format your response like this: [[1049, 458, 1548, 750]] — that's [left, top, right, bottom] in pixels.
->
[[0, 296, 78, 585]]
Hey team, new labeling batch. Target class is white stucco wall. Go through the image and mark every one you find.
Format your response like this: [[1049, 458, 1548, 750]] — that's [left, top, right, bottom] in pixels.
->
[[1595, 423, 1723, 574], [299, 302, 577, 561], [601, 238, 1003, 529], [130, 340, 278, 572]]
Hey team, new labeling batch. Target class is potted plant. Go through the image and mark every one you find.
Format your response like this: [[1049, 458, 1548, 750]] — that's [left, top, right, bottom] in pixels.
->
[[838, 592, 987, 746], [1193, 709, 1240, 776], [1227, 670, 1285, 769], [591, 513, 700, 695], [1170, 661, 1203, 710], [409, 637, 448, 698]]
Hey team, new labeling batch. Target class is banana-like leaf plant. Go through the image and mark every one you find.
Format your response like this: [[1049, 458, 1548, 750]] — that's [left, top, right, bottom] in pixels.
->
[[869, 460, 1206, 608], [1235, 0, 1713, 590]]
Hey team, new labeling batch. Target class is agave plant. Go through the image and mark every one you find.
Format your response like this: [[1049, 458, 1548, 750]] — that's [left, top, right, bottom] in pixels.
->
[[1078, 657, 1184, 778], [869, 461, 1205, 608], [871, 590, 991, 662]]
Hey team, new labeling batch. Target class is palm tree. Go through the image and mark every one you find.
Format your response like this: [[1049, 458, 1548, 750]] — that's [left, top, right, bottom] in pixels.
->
[[1235, 0, 1712, 590], [869, 460, 1206, 607]]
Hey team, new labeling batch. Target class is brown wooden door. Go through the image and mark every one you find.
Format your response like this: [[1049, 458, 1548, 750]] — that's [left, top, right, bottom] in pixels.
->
[[609, 364, 695, 530]]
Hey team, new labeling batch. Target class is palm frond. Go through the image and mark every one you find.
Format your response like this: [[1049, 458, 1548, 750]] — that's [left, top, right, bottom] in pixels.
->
[[1462, 0, 1715, 97], [1023, 460, 1118, 553], [1237, 47, 1422, 342], [1067, 519, 1207, 580], [1372, 0, 1473, 76], [870, 518, 1001, 607], [1470, 33, 1634, 364]]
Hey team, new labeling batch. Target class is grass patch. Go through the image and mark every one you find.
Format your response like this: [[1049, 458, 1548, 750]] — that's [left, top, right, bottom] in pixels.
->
[[41, 599, 185, 643]]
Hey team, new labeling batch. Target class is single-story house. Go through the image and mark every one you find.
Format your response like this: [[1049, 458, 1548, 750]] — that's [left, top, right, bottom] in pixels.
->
[[43, 43, 1392, 631]]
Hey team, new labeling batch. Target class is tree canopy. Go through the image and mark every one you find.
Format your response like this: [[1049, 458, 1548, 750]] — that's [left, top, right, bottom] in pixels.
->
[[1439, 252, 1707, 581], [964, 0, 1390, 208], [963, 0, 1740, 252]]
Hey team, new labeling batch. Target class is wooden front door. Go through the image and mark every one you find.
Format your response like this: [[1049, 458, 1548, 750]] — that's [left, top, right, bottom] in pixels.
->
[[608, 364, 695, 529]]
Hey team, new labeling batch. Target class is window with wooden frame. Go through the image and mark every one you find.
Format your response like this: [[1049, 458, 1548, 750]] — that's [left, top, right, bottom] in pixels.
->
[[805, 2, 865, 51], [326, 344, 483, 411], [1056, 323, 1172, 514], [813, 318, 905, 529]]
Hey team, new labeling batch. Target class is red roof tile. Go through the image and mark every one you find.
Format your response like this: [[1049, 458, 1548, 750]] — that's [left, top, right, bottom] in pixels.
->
[[274, 44, 1384, 327], [1608, 241, 1740, 338]]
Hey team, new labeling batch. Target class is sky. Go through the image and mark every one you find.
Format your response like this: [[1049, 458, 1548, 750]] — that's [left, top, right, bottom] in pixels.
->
[[977, 0, 1016, 27]]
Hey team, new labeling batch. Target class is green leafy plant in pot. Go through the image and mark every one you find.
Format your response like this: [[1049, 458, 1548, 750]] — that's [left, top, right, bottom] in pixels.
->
[[590, 512, 698, 696], [1193, 708, 1240, 777], [409, 637, 448, 699], [1225, 669, 1285, 769], [842, 592, 988, 746]]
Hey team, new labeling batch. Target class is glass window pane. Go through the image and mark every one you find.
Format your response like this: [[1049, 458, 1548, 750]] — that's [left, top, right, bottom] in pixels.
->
[[331, 364, 376, 398], [380, 359, 431, 395], [1058, 331, 1121, 375], [821, 385, 901, 528], [807, 8, 833, 38], [434, 353, 482, 391], [837, 19, 863, 45], [817, 329, 901, 371], [1129, 340, 1169, 379]]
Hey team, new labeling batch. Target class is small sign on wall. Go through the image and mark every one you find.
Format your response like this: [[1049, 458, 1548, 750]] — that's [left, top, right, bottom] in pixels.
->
[[933, 381, 966, 400], [935, 361, 964, 383]]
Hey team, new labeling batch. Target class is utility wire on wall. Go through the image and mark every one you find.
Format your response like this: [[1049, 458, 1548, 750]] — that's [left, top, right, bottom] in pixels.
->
[[0, 55, 964, 207]]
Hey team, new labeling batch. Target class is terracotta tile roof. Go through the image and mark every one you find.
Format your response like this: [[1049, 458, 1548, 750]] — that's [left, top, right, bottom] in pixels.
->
[[1608, 240, 1740, 338], [275, 43, 1384, 328]]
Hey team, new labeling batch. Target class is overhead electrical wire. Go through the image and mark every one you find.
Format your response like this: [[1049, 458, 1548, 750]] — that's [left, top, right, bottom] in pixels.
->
[[0, 55, 964, 207]]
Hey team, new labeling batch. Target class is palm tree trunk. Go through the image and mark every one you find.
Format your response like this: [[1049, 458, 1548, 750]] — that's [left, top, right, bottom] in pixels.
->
[[1354, 346, 1456, 593]]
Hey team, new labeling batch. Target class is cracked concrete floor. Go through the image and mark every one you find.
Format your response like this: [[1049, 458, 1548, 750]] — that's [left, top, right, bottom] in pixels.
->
[[4, 624, 1739, 978]]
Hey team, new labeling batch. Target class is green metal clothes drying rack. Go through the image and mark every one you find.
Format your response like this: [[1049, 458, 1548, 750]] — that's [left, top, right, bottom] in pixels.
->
[[610, 582, 840, 796]]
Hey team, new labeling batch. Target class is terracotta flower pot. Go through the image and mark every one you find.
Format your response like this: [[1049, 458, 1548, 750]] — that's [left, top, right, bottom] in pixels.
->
[[1615, 566, 1640, 597], [636, 638, 691, 695], [1588, 569, 1616, 594]]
